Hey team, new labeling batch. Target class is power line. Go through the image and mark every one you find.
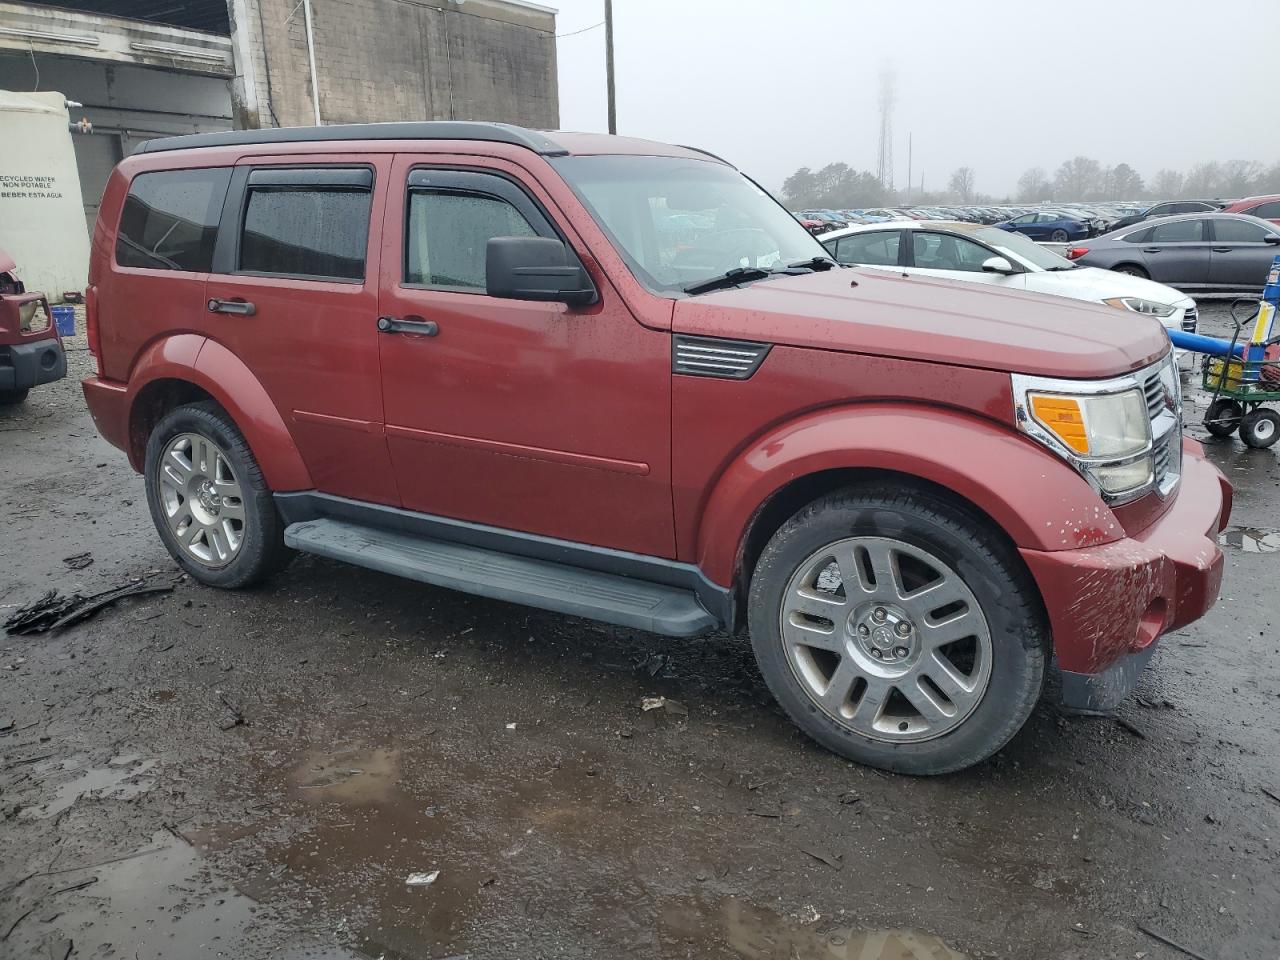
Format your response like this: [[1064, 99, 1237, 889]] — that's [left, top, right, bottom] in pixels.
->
[[554, 20, 604, 38]]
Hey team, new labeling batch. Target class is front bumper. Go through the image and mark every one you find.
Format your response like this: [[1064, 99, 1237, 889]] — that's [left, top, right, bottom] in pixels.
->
[[1019, 439, 1231, 711], [0, 337, 66, 392]]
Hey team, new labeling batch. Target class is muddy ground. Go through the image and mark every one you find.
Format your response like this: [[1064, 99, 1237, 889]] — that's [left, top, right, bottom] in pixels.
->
[[2, 304, 1279, 960]]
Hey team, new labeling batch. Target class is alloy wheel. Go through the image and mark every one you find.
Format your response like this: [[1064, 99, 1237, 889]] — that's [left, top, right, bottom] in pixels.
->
[[779, 536, 992, 742], [157, 432, 246, 567]]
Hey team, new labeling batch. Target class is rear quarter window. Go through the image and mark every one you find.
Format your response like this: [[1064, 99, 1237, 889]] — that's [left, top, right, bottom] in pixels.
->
[[115, 168, 231, 272]]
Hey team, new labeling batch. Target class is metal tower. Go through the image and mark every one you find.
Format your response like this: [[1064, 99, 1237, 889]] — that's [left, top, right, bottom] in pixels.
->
[[877, 69, 895, 191]]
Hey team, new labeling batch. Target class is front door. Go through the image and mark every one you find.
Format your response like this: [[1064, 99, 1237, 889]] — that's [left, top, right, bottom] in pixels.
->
[[1207, 217, 1278, 289], [376, 154, 676, 558], [204, 155, 398, 505]]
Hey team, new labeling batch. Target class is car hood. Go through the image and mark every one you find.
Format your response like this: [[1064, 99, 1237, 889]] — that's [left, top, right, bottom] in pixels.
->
[[1021, 265, 1193, 309], [673, 267, 1169, 379]]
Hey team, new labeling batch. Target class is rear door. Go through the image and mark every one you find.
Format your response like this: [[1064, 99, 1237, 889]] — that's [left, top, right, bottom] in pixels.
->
[[1207, 217, 1279, 289], [204, 155, 398, 505], [375, 154, 675, 557], [1137, 218, 1211, 285], [825, 229, 903, 268]]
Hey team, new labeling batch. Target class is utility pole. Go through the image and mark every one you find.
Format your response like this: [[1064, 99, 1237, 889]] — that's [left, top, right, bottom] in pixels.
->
[[604, 0, 616, 134], [906, 133, 912, 203]]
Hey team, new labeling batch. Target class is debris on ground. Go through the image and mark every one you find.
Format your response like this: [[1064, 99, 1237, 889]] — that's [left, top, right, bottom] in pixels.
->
[[1113, 716, 1147, 740], [216, 692, 244, 731], [799, 845, 843, 870], [1137, 922, 1213, 960], [61, 552, 94, 570], [4, 582, 173, 636], [1261, 787, 1280, 806], [640, 695, 687, 716], [405, 870, 440, 886]]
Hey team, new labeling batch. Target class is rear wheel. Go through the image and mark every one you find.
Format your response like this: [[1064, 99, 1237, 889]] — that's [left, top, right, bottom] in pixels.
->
[[1205, 398, 1244, 437], [1240, 408, 1280, 449], [144, 402, 293, 588], [1113, 263, 1149, 279], [748, 485, 1047, 776], [0, 388, 29, 406], [1049, 229, 1069, 242]]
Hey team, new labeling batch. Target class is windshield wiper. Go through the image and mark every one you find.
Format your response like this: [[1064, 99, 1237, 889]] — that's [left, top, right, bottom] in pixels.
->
[[784, 256, 838, 271], [682, 266, 773, 296]]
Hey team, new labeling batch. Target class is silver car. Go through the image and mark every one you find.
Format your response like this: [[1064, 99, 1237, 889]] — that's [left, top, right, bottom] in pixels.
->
[[1072, 212, 1280, 292]]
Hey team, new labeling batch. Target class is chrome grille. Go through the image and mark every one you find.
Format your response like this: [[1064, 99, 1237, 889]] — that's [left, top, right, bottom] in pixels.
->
[[1142, 372, 1164, 420], [1181, 306, 1198, 332]]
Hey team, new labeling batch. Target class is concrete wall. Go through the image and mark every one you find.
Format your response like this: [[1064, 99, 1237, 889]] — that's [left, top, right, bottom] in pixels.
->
[[239, 0, 558, 129]]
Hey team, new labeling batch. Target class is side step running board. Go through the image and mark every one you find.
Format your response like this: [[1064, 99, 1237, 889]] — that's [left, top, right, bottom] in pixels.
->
[[284, 518, 718, 638]]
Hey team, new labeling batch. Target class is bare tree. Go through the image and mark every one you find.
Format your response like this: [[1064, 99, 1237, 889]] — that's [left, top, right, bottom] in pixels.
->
[[948, 166, 976, 202], [1054, 157, 1103, 201], [1106, 163, 1144, 200], [1150, 169, 1184, 199], [1016, 167, 1051, 203]]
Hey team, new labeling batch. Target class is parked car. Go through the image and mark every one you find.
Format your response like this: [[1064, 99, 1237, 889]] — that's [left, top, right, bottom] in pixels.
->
[[0, 248, 66, 405], [817, 221, 1200, 338], [1110, 199, 1225, 232], [82, 121, 1230, 776], [1219, 194, 1280, 226], [1068, 212, 1280, 291], [995, 210, 1090, 242]]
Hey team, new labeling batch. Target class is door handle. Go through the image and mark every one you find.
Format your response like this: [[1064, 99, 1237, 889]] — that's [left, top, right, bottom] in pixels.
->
[[1212, 247, 1232, 253], [208, 298, 256, 316], [1141, 247, 1163, 253], [377, 315, 439, 337]]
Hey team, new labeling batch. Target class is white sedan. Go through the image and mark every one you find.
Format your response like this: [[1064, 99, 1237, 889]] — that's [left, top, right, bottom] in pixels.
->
[[817, 221, 1198, 345]]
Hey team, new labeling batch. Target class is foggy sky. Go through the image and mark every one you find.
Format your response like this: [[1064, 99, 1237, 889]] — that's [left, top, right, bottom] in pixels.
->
[[552, 0, 1280, 196]]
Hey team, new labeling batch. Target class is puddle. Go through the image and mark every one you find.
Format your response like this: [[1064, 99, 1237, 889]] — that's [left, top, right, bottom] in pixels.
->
[[660, 897, 967, 959], [2, 830, 360, 959], [1219, 526, 1280, 553], [22, 757, 158, 819]]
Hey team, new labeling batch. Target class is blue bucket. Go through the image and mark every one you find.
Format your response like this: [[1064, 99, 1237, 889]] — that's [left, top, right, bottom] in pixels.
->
[[52, 305, 75, 337]]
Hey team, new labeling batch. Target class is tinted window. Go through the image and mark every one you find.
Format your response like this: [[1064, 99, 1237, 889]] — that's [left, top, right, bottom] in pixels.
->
[[1212, 219, 1270, 243], [240, 184, 371, 280], [1150, 220, 1205, 242], [116, 168, 231, 272], [913, 232, 994, 272], [1250, 201, 1280, 219], [406, 191, 536, 289], [832, 231, 899, 266], [1122, 226, 1152, 243], [1035, 212, 1060, 223]]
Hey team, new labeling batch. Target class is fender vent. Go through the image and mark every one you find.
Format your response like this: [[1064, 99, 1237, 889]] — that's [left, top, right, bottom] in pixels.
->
[[673, 335, 771, 380]]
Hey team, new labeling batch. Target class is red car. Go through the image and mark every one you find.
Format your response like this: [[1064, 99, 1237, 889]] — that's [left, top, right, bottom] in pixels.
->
[[1220, 194, 1280, 225], [81, 123, 1230, 774], [0, 248, 66, 405]]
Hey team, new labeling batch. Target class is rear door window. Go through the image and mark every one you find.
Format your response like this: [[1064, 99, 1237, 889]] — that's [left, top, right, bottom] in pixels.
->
[[832, 231, 900, 266], [1150, 220, 1206, 242], [238, 168, 373, 281], [115, 168, 231, 271], [1248, 201, 1280, 219], [1210, 219, 1269, 243]]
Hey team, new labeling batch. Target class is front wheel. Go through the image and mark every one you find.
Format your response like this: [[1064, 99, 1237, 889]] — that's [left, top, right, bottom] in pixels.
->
[[1240, 408, 1280, 449], [748, 485, 1047, 776], [144, 401, 293, 588]]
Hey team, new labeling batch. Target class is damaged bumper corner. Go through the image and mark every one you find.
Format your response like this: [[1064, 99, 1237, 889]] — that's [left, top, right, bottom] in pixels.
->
[[1019, 439, 1231, 712]]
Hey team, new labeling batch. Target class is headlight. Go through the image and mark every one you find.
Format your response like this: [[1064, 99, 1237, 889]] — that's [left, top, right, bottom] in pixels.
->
[[1102, 296, 1175, 318], [1015, 373, 1158, 501]]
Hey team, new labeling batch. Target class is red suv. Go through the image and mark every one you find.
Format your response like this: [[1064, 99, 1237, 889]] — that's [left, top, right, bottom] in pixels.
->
[[1219, 194, 1280, 226], [82, 123, 1231, 774], [1, 248, 66, 405]]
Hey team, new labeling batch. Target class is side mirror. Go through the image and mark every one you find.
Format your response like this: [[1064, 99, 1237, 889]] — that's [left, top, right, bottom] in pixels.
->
[[1264, 234, 1280, 245], [486, 236, 598, 306], [981, 255, 1017, 274]]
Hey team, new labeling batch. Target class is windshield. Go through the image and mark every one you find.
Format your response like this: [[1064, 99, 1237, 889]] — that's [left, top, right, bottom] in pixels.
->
[[551, 155, 828, 295], [973, 224, 1076, 270]]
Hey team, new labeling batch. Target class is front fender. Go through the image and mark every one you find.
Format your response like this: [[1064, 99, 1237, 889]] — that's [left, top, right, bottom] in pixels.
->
[[695, 403, 1121, 587], [123, 334, 312, 491]]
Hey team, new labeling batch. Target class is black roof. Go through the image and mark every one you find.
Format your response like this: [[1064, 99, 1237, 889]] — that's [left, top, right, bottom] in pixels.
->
[[136, 122, 570, 156]]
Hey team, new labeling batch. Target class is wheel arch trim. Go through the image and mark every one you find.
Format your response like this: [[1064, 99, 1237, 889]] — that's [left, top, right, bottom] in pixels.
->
[[694, 402, 1121, 589]]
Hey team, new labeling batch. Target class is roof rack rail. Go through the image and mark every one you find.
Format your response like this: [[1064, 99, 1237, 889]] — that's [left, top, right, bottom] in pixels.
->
[[135, 121, 569, 156]]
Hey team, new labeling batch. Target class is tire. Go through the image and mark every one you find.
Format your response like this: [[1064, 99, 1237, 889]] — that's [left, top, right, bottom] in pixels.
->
[[1239, 408, 1280, 449], [1205, 399, 1244, 438], [748, 484, 1047, 776], [144, 401, 293, 588], [1112, 263, 1149, 279], [0, 388, 29, 406], [1049, 229, 1069, 242]]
